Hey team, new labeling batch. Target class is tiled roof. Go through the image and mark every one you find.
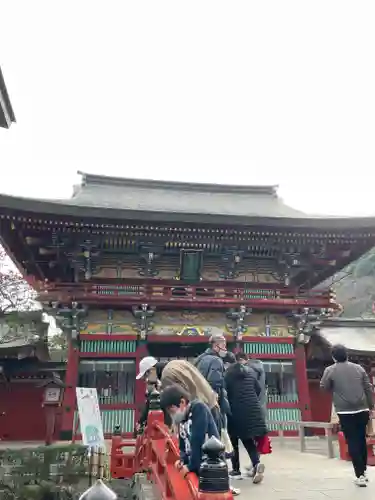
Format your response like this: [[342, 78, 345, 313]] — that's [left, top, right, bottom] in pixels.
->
[[65, 171, 305, 219], [319, 318, 375, 353], [1, 172, 375, 228]]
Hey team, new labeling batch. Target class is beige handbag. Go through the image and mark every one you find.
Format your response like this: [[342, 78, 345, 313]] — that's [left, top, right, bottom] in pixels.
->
[[221, 428, 233, 455]]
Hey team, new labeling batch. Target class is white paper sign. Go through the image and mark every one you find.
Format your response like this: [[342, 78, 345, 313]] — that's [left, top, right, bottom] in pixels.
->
[[76, 387, 105, 448]]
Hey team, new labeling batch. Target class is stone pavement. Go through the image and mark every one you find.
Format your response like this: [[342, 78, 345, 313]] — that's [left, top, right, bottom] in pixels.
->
[[235, 441, 375, 499]]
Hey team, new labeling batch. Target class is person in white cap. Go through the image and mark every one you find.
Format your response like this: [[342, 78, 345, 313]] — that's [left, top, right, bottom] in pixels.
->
[[136, 356, 159, 382], [136, 356, 168, 431]]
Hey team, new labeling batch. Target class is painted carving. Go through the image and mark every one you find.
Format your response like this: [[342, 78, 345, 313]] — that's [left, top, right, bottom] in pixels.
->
[[176, 326, 205, 336], [0, 321, 41, 344], [80, 310, 138, 335], [199, 270, 278, 283], [238, 312, 294, 338], [138, 251, 160, 278], [54, 302, 88, 342], [226, 305, 251, 340], [132, 304, 155, 340], [153, 310, 226, 337], [95, 261, 278, 283], [78, 309, 294, 338], [181, 311, 200, 322]]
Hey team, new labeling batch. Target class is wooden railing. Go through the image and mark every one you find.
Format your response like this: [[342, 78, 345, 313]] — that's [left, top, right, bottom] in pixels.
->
[[110, 409, 233, 500], [35, 280, 337, 309]]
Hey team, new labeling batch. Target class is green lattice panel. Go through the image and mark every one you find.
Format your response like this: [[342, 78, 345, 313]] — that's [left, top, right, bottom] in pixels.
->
[[267, 392, 298, 404], [244, 289, 277, 299], [243, 342, 294, 355], [80, 339, 137, 354], [267, 407, 301, 431], [73, 409, 135, 434]]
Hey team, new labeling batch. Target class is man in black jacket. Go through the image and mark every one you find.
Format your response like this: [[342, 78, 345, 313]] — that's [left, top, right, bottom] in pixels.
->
[[225, 352, 267, 483]]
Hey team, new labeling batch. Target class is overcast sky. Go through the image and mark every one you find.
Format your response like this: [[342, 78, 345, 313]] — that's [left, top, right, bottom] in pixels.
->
[[1, 1, 374, 216]]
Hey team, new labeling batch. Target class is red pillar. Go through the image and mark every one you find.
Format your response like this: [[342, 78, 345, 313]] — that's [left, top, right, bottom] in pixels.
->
[[60, 341, 79, 440], [295, 344, 312, 421]]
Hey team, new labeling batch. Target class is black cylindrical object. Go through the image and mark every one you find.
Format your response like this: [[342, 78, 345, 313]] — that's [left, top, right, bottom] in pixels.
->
[[148, 388, 161, 411], [198, 436, 229, 493]]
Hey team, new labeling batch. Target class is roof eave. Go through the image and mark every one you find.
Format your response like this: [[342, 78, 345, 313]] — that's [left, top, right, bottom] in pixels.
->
[[1, 193, 375, 230], [0, 68, 16, 129]]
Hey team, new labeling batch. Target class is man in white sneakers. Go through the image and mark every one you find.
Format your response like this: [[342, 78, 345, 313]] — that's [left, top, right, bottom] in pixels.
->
[[321, 344, 374, 487]]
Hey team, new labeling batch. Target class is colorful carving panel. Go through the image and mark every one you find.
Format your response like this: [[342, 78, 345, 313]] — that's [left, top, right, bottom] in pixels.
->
[[153, 311, 227, 337], [239, 313, 294, 338], [79, 309, 294, 338], [267, 313, 293, 338], [80, 310, 138, 335]]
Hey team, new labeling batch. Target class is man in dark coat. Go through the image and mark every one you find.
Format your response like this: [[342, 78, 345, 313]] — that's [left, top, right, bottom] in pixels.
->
[[194, 335, 231, 422], [225, 352, 267, 483], [247, 356, 267, 418]]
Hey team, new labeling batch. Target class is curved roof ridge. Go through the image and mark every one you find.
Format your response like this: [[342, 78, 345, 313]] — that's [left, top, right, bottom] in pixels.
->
[[77, 170, 279, 196]]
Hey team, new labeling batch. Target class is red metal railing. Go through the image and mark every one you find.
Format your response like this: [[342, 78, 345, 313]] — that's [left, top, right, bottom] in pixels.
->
[[110, 409, 233, 500], [33, 279, 337, 309]]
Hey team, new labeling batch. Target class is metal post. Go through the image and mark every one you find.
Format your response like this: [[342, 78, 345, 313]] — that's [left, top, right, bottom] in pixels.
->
[[198, 436, 229, 494], [299, 423, 306, 453], [326, 427, 335, 459]]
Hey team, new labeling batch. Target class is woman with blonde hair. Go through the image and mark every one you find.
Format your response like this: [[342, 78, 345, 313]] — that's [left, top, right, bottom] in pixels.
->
[[161, 358, 222, 432]]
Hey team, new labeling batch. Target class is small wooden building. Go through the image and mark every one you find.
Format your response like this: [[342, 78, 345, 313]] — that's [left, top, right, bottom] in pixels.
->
[[0, 311, 65, 441]]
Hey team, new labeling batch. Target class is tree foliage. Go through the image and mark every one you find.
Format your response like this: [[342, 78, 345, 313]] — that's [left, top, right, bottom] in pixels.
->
[[334, 247, 375, 318], [0, 246, 37, 315], [48, 329, 68, 351]]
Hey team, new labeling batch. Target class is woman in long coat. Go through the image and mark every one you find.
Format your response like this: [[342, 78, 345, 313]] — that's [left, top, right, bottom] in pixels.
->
[[225, 352, 268, 483]]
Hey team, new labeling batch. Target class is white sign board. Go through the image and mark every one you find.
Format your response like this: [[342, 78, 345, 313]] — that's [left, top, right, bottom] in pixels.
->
[[76, 387, 105, 448], [44, 387, 61, 403]]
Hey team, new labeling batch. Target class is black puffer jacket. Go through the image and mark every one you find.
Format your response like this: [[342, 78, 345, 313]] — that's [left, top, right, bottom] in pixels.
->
[[225, 362, 267, 440]]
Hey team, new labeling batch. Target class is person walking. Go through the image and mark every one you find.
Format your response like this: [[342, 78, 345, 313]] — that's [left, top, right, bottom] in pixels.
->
[[225, 352, 267, 484], [320, 344, 374, 487], [194, 335, 231, 424], [247, 355, 267, 418]]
